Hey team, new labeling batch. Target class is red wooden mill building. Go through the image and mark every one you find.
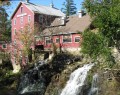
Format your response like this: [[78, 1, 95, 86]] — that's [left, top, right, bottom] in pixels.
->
[[10, 1, 91, 72]]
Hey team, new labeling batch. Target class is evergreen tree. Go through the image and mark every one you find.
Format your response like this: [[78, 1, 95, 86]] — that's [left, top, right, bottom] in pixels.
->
[[0, 6, 11, 41], [61, 0, 77, 16]]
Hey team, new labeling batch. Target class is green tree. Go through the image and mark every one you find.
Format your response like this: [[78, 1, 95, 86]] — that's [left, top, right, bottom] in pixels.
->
[[84, 0, 120, 48], [81, 0, 120, 67], [61, 0, 77, 16], [0, 0, 10, 6], [0, 6, 11, 41]]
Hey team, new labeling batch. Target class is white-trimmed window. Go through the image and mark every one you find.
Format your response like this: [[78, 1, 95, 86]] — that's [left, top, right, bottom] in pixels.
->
[[2, 44, 7, 49], [20, 17, 23, 24], [14, 39, 16, 46], [75, 37, 80, 42], [36, 37, 43, 42], [63, 34, 72, 43], [28, 15, 31, 22], [14, 28, 16, 35], [21, 6, 23, 13], [14, 18, 16, 25], [45, 37, 52, 45], [39, 15, 43, 23], [56, 38, 60, 43]]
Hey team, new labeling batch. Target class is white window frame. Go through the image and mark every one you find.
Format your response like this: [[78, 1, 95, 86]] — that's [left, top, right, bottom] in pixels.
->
[[45, 37, 52, 45], [14, 39, 16, 46], [28, 15, 31, 23], [2, 44, 7, 49], [56, 38, 60, 43], [20, 17, 23, 24], [63, 34, 72, 43], [14, 18, 16, 25], [74, 36, 80, 43]]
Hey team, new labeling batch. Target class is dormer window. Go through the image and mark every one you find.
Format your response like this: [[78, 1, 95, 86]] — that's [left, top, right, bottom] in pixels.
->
[[21, 7, 23, 13]]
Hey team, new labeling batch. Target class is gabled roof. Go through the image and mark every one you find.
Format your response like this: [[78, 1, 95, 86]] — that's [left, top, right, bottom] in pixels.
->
[[42, 15, 91, 36], [24, 2, 65, 17], [11, 2, 65, 19]]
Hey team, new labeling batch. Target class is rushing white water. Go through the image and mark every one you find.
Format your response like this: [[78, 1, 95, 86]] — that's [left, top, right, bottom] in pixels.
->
[[88, 73, 99, 95], [60, 63, 94, 95]]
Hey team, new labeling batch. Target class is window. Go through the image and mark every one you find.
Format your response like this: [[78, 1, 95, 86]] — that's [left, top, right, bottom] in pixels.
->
[[21, 7, 23, 13], [39, 15, 43, 23], [45, 16, 48, 26], [45, 37, 52, 45], [14, 28, 17, 35], [20, 17, 23, 24], [14, 49, 17, 55], [75, 37, 80, 42], [56, 38, 60, 43], [14, 18, 16, 25], [36, 37, 43, 41], [14, 57, 17, 64], [63, 34, 72, 43], [20, 27, 23, 33], [28, 15, 31, 22], [2, 44, 7, 49], [14, 39, 16, 46]]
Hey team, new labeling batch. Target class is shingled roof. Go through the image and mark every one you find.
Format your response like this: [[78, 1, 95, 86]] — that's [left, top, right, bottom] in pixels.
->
[[11, 2, 65, 19], [42, 15, 91, 36]]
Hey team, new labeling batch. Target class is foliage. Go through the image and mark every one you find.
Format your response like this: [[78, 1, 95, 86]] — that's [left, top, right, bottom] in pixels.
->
[[61, 0, 77, 16], [81, 0, 120, 67], [10, 23, 39, 68], [81, 30, 115, 67], [83, 0, 120, 48], [0, 0, 10, 6], [0, 6, 11, 41], [82, 31, 109, 58], [17, 24, 34, 56], [0, 59, 20, 88]]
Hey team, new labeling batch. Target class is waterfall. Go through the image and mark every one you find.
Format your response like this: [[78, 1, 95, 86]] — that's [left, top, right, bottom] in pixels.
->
[[17, 61, 51, 95], [88, 73, 99, 95], [60, 63, 94, 95]]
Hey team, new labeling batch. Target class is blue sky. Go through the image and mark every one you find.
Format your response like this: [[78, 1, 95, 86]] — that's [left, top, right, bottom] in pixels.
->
[[7, 0, 84, 19]]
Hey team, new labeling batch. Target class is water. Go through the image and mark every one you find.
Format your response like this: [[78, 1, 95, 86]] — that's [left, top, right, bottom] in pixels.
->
[[60, 63, 94, 95], [88, 73, 99, 95], [18, 61, 51, 95]]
